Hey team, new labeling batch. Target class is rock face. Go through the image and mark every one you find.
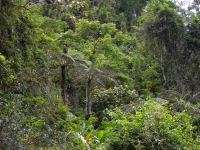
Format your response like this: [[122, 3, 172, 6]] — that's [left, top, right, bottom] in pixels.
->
[[158, 90, 182, 103], [150, 98, 168, 105]]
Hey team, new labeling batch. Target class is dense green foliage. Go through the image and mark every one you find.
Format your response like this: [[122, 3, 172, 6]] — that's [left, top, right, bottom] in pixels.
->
[[91, 102, 200, 149], [1, 0, 200, 149]]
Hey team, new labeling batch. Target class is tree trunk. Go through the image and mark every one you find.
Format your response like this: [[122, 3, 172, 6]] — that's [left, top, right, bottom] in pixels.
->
[[68, 82, 79, 108], [61, 65, 67, 105], [85, 79, 92, 120], [160, 44, 166, 87], [170, 44, 184, 94], [174, 67, 184, 94], [65, 0, 69, 5]]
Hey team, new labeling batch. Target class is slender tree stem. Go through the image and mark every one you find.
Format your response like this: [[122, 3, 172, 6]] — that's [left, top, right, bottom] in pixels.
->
[[85, 79, 92, 119], [61, 65, 67, 105]]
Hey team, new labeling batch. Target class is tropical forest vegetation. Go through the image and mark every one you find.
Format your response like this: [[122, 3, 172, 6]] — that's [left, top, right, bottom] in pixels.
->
[[1, 0, 200, 149]]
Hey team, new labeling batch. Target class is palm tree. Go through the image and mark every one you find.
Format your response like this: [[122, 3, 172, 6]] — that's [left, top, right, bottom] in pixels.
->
[[57, 46, 75, 105], [58, 46, 91, 107], [71, 62, 116, 119]]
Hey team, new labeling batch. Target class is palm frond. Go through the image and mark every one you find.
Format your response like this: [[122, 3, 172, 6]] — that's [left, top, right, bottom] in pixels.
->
[[61, 53, 75, 62]]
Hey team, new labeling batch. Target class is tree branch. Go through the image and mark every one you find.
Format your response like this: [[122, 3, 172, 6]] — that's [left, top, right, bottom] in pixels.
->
[[8, 1, 31, 10]]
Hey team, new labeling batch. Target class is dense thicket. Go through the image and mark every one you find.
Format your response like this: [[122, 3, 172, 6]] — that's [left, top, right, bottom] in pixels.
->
[[1, 0, 200, 149]]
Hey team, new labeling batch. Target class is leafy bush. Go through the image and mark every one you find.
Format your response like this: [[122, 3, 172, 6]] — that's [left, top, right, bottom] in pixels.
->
[[92, 85, 138, 126], [0, 92, 86, 149], [90, 102, 200, 149]]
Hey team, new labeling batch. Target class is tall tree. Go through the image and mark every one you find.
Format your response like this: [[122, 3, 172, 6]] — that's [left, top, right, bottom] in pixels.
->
[[88, 0, 149, 31], [71, 62, 116, 119], [57, 46, 75, 105], [139, 0, 186, 93]]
